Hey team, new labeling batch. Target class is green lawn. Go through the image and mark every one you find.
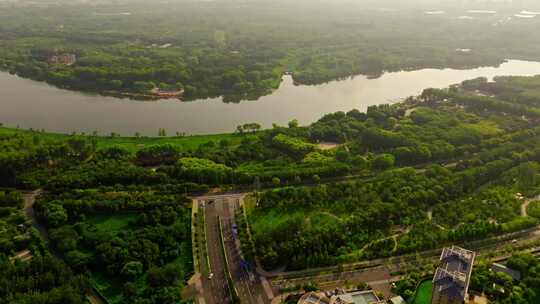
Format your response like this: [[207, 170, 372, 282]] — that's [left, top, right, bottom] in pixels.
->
[[0, 126, 244, 153], [86, 213, 137, 234], [94, 133, 243, 153], [412, 280, 433, 304]]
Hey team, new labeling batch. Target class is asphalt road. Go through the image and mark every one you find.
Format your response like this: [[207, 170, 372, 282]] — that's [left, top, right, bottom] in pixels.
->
[[222, 199, 269, 304], [196, 194, 271, 304], [201, 200, 232, 304]]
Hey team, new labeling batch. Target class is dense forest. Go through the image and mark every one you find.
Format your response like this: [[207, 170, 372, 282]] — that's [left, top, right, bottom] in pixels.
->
[[1, 0, 540, 101], [0, 190, 88, 303], [244, 75, 540, 270], [34, 190, 193, 304], [3, 75, 540, 299]]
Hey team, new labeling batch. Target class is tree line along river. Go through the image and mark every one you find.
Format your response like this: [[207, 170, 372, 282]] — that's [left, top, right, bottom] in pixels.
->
[[2, 60, 540, 136]]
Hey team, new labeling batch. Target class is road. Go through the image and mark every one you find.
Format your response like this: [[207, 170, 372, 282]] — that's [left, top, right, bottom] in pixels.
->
[[200, 199, 233, 304], [194, 194, 272, 304]]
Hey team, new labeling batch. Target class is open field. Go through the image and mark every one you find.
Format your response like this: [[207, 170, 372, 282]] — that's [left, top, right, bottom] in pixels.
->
[[0, 126, 243, 152]]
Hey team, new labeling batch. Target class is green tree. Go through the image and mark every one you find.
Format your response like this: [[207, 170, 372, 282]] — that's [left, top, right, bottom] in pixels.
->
[[288, 119, 299, 128], [121, 261, 144, 280]]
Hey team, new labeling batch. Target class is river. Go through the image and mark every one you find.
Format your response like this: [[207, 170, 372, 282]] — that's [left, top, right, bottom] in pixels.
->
[[2, 59, 540, 136]]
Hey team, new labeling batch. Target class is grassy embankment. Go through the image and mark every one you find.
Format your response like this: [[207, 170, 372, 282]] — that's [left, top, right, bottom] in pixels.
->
[[0, 126, 243, 153]]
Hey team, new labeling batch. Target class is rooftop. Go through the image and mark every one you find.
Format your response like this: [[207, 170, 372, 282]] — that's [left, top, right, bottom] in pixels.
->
[[298, 290, 384, 304], [433, 246, 475, 301]]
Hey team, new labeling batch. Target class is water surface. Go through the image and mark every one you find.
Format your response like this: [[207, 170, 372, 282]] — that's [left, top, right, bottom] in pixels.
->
[[2, 60, 540, 135]]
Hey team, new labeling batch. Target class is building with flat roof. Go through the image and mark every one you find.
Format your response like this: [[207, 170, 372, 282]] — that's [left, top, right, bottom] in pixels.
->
[[431, 246, 475, 304], [47, 53, 77, 66], [298, 290, 384, 304]]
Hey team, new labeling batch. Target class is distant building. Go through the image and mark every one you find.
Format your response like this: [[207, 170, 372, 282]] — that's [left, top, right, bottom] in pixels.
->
[[150, 88, 184, 99], [47, 53, 77, 66], [431, 246, 476, 304], [298, 289, 384, 304], [491, 263, 521, 281]]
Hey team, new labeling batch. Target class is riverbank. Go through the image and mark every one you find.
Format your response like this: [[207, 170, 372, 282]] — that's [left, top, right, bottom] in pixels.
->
[[3, 60, 540, 136], [0, 126, 243, 153]]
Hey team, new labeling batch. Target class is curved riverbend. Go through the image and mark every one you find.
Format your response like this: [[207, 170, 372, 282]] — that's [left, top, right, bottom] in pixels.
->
[[2, 60, 540, 136]]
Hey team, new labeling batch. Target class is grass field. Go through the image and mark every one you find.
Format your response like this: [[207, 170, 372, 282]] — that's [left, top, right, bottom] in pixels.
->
[[0, 126, 244, 153], [86, 213, 138, 234], [412, 280, 433, 304]]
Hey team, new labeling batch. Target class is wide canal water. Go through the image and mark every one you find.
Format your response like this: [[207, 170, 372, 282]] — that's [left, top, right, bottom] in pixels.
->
[[2, 59, 540, 136]]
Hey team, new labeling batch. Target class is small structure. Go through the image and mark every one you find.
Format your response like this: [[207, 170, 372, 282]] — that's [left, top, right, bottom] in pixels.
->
[[431, 246, 476, 304], [390, 295, 406, 304], [150, 88, 184, 99], [490, 263, 521, 281], [298, 290, 384, 304], [298, 292, 331, 304], [47, 53, 77, 65]]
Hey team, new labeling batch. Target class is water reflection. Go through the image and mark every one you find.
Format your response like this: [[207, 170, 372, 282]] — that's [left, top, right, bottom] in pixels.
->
[[1, 60, 540, 136]]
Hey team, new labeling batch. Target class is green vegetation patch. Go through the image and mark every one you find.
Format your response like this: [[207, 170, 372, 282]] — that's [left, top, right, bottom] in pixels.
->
[[412, 280, 433, 304], [85, 213, 138, 234], [527, 201, 540, 219], [34, 190, 194, 304]]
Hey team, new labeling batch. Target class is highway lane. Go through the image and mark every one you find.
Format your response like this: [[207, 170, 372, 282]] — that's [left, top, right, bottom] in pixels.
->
[[201, 201, 232, 304], [197, 194, 272, 304], [221, 199, 269, 304]]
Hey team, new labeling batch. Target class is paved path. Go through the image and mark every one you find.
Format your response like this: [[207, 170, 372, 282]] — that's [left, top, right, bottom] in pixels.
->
[[521, 194, 540, 217]]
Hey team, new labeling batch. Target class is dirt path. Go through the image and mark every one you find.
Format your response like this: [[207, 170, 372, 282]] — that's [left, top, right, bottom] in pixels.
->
[[23, 189, 49, 243]]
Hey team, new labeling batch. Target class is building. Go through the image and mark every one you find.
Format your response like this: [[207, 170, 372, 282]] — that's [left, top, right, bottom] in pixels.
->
[[389, 295, 406, 304], [150, 88, 184, 99], [431, 246, 475, 304], [298, 292, 331, 304], [298, 290, 384, 304], [491, 263, 521, 281], [47, 53, 77, 66]]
